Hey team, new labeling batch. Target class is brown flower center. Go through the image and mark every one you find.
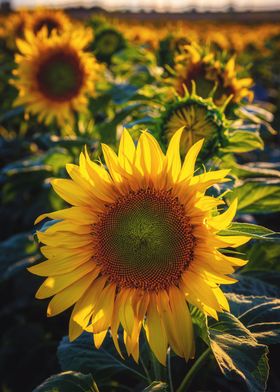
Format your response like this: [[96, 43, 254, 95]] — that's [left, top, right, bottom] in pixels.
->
[[36, 50, 84, 102], [93, 188, 195, 291]]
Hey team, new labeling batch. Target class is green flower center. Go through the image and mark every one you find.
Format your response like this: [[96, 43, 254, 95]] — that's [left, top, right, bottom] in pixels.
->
[[93, 188, 195, 291], [97, 33, 120, 55], [164, 101, 222, 154], [36, 51, 84, 102]]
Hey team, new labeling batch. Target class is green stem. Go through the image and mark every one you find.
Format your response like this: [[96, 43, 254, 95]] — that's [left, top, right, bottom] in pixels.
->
[[167, 348, 174, 392], [177, 348, 211, 392], [140, 356, 152, 384], [99, 124, 116, 145], [150, 350, 161, 380]]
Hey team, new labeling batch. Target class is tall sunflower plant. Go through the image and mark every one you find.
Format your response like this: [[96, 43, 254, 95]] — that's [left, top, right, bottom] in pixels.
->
[[29, 128, 280, 392]]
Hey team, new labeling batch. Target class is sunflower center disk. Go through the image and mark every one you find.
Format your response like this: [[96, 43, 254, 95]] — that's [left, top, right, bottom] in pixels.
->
[[166, 102, 220, 153], [93, 189, 195, 291], [36, 51, 84, 102]]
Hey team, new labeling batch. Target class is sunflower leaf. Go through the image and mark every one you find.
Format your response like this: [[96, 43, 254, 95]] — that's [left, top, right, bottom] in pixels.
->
[[226, 180, 280, 213], [222, 273, 280, 298], [222, 131, 264, 153], [226, 293, 280, 345], [57, 333, 148, 384], [208, 312, 269, 392], [0, 231, 40, 282], [33, 371, 99, 392], [218, 222, 277, 239]]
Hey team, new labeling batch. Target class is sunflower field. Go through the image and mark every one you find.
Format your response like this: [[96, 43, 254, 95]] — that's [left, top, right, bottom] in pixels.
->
[[0, 7, 280, 392]]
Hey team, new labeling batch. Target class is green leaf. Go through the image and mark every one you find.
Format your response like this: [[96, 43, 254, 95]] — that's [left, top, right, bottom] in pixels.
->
[[222, 273, 280, 298], [222, 131, 264, 153], [208, 312, 269, 392], [142, 381, 168, 391], [232, 162, 280, 179], [226, 294, 280, 345], [57, 333, 148, 383], [237, 105, 277, 135], [218, 222, 277, 239], [0, 106, 24, 123], [109, 83, 138, 104], [226, 180, 280, 213], [245, 241, 280, 272], [190, 305, 209, 343], [33, 371, 99, 392], [0, 232, 40, 281]]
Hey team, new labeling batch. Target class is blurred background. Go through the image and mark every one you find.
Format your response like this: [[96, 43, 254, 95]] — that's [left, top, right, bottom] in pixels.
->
[[1, 0, 280, 12]]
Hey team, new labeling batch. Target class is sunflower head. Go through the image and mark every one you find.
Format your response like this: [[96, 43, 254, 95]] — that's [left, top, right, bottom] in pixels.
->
[[12, 28, 102, 127], [159, 87, 229, 159], [91, 27, 126, 63], [158, 34, 190, 69], [4, 11, 31, 49], [215, 56, 254, 106], [28, 8, 72, 35], [29, 129, 249, 366], [173, 43, 254, 106]]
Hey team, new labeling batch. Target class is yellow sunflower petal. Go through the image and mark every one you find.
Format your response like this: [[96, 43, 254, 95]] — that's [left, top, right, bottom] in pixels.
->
[[34, 206, 98, 225], [208, 198, 238, 230], [28, 251, 93, 277], [69, 276, 107, 341], [179, 139, 204, 181], [165, 127, 183, 182], [144, 294, 168, 366], [169, 286, 194, 360], [47, 272, 97, 317], [118, 129, 136, 173], [36, 262, 98, 299], [91, 284, 116, 334]]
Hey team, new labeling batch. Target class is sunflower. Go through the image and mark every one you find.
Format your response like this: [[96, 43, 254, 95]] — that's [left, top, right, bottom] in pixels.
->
[[160, 87, 228, 157], [29, 129, 249, 365], [217, 56, 254, 106], [4, 10, 31, 49], [12, 28, 102, 127], [27, 8, 72, 35], [91, 27, 126, 63], [173, 43, 253, 106]]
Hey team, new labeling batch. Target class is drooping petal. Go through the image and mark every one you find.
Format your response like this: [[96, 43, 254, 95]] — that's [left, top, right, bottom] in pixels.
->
[[144, 294, 168, 366], [168, 286, 194, 360], [69, 276, 107, 341], [90, 283, 116, 334]]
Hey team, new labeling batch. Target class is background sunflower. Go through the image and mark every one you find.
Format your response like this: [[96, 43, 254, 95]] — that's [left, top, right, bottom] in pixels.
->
[[11, 27, 103, 127]]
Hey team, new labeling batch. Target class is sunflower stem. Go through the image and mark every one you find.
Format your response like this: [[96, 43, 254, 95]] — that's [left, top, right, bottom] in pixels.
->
[[140, 356, 152, 384], [99, 124, 116, 145], [150, 351, 162, 381], [177, 347, 211, 392], [167, 348, 174, 392]]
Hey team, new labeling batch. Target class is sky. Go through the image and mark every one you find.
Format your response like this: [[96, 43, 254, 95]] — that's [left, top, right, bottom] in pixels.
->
[[9, 0, 280, 12]]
